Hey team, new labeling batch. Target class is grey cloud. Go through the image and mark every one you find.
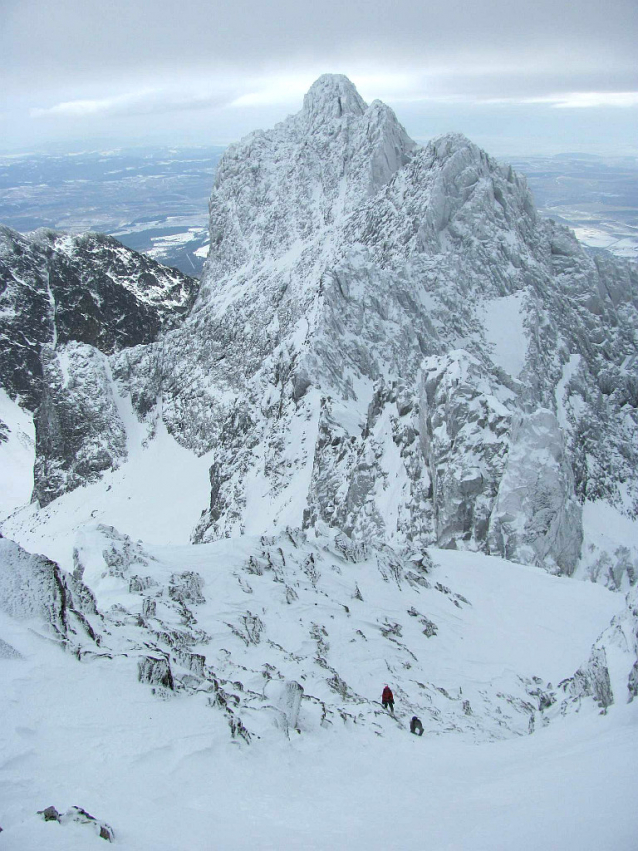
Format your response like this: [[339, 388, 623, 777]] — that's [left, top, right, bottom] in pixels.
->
[[3, 0, 637, 98], [2, 0, 637, 153]]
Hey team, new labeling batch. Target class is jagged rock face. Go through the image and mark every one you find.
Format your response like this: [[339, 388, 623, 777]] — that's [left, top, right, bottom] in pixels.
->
[[0, 225, 198, 507], [487, 410, 583, 573], [419, 351, 512, 552], [33, 343, 128, 506], [0, 537, 97, 644], [205, 74, 415, 284], [342, 133, 542, 279], [0, 225, 198, 410], [553, 586, 638, 715]]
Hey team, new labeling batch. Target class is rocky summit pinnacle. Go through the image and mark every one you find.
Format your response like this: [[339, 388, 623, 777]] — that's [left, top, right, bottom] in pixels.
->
[[302, 73, 367, 122], [202, 75, 415, 284]]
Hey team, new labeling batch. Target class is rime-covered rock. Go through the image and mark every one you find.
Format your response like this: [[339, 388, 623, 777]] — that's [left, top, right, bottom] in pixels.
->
[[562, 646, 614, 709], [557, 586, 638, 714], [138, 655, 174, 690], [0, 537, 99, 644], [487, 410, 583, 572], [419, 350, 511, 551], [265, 679, 304, 733], [169, 571, 205, 605]]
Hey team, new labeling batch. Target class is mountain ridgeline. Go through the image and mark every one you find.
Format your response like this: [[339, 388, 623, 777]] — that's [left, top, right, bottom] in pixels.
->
[[2, 74, 638, 584], [3, 81, 638, 847]]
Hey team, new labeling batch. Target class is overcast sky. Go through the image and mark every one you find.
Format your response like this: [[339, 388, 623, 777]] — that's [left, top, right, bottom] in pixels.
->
[[2, 0, 637, 156]]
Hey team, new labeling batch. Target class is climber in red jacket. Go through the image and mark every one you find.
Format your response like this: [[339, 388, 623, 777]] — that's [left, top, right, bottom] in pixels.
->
[[382, 685, 394, 713]]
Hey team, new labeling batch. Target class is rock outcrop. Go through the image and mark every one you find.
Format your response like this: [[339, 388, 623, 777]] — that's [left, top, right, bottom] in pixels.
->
[[37, 805, 114, 842], [0, 536, 98, 645]]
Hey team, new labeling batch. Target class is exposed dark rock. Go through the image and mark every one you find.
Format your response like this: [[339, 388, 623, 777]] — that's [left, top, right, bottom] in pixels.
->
[[37, 806, 60, 822], [0, 225, 198, 411], [0, 537, 100, 646], [138, 655, 175, 690]]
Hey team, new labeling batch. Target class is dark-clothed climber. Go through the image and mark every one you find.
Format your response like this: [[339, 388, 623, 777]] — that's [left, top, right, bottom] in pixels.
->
[[410, 716, 424, 736]]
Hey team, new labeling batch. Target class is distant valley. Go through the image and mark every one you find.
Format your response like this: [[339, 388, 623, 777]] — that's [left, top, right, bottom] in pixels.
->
[[510, 152, 638, 261], [0, 146, 224, 276]]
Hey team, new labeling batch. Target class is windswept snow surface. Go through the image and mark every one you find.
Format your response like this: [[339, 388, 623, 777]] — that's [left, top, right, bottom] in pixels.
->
[[1, 619, 636, 851], [2, 417, 213, 568], [1, 533, 635, 850]]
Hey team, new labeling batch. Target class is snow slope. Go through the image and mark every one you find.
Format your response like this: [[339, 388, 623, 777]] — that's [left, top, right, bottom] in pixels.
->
[[0, 530, 635, 850], [479, 291, 528, 380]]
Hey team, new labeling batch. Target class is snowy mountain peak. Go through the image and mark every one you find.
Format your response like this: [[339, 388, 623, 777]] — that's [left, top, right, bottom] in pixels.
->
[[1, 77, 638, 850], [427, 131, 481, 159], [302, 73, 367, 122], [202, 75, 415, 285], [3, 76, 638, 583]]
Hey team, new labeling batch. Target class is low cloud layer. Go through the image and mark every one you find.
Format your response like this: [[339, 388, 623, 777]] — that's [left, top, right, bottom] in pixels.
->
[[30, 89, 238, 120]]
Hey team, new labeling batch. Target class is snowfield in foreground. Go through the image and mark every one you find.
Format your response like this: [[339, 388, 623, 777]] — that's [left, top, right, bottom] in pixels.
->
[[1, 529, 636, 850]]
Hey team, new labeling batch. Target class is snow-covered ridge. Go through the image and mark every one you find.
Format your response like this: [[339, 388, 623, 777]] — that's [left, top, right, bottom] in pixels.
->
[[3, 75, 637, 580], [0, 224, 199, 507]]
